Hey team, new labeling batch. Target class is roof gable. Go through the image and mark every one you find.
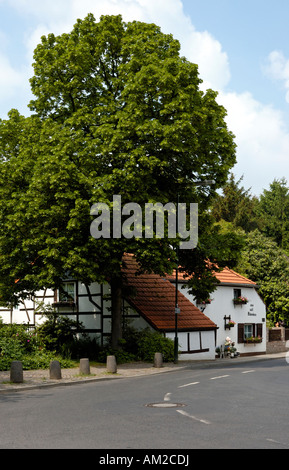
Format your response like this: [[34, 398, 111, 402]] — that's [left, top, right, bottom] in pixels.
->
[[121, 255, 217, 331]]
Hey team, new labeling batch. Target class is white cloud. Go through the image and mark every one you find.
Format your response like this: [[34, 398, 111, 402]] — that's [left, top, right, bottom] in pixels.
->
[[219, 90, 289, 194], [2, 0, 231, 123], [2, 0, 289, 195], [0, 34, 32, 118], [8, 0, 231, 94], [264, 50, 289, 104]]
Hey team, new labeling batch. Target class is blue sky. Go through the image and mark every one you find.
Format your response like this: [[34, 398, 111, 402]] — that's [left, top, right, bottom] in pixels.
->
[[1, 0, 289, 195]]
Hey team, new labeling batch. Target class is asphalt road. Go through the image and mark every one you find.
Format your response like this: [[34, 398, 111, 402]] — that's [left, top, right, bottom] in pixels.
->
[[1, 358, 289, 450]]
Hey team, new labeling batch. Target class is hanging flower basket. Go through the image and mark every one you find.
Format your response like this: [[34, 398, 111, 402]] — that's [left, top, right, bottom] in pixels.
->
[[227, 321, 236, 327], [233, 296, 248, 305]]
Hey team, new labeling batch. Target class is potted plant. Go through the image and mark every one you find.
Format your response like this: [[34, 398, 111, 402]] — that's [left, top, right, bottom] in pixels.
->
[[227, 320, 236, 328], [230, 346, 237, 358], [215, 346, 221, 358]]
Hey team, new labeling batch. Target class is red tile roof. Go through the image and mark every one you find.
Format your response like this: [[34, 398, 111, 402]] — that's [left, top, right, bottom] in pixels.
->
[[167, 266, 256, 286], [214, 268, 256, 286], [121, 255, 217, 332]]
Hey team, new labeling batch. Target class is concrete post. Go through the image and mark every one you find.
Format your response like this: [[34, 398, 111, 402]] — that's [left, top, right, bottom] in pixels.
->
[[10, 361, 23, 383], [154, 352, 163, 368], [106, 355, 117, 373], [49, 360, 62, 380], [79, 358, 90, 375]]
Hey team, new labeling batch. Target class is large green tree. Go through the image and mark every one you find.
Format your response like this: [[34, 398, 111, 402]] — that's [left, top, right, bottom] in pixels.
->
[[0, 14, 236, 348]]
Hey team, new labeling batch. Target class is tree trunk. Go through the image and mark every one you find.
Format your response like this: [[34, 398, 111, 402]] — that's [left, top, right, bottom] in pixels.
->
[[110, 276, 123, 350]]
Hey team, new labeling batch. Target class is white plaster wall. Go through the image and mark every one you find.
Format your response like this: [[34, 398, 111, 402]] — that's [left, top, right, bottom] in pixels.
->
[[165, 330, 216, 361], [180, 283, 267, 355]]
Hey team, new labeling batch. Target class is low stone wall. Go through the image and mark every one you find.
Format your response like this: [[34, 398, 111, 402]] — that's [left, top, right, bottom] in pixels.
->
[[266, 327, 287, 354]]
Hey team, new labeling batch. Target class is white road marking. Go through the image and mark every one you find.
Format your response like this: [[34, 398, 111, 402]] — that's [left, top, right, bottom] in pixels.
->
[[242, 370, 255, 374], [266, 438, 287, 447], [210, 375, 230, 380], [177, 409, 211, 425], [164, 393, 171, 401], [178, 382, 200, 388]]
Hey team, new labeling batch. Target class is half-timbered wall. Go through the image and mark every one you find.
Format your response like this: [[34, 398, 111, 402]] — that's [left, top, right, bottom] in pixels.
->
[[0, 281, 217, 359], [0, 281, 152, 347]]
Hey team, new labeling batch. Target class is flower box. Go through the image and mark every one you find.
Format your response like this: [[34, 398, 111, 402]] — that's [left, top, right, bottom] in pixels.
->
[[196, 299, 212, 305], [52, 301, 75, 309], [245, 336, 262, 344], [233, 296, 248, 305]]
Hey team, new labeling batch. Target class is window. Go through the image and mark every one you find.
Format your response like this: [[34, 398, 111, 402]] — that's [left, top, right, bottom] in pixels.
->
[[234, 288, 242, 300], [244, 324, 253, 339], [238, 323, 263, 343], [59, 282, 76, 303]]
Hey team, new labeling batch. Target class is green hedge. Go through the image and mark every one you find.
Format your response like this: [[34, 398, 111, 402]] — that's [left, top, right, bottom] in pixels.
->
[[0, 317, 175, 370], [0, 320, 75, 371]]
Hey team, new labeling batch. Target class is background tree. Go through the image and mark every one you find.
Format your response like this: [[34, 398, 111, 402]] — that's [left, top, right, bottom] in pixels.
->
[[178, 214, 245, 302], [236, 230, 289, 325], [211, 173, 260, 232], [257, 178, 289, 252], [0, 14, 236, 348]]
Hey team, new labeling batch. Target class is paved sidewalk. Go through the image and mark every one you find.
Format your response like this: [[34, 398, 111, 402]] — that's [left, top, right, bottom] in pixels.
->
[[0, 361, 185, 392], [0, 352, 287, 393]]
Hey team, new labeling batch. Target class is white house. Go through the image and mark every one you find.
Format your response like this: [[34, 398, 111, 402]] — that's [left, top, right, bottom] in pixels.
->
[[170, 267, 267, 356], [0, 254, 218, 361]]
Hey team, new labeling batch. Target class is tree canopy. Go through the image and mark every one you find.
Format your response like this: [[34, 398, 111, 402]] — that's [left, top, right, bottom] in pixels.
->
[[214, 174, 289, 325], [0, 14, 237, 347]]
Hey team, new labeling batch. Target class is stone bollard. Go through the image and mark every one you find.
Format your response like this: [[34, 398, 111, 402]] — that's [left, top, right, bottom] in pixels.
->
[[106, 355, 117, 373], [154, 352, 163, 368], [49, 360, 62, 380], [10, 361, 23, 383], [79, 358, 90, 375]]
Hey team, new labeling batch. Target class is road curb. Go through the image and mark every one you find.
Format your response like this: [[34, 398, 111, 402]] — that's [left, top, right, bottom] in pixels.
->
[[0, 353, 286, 393]]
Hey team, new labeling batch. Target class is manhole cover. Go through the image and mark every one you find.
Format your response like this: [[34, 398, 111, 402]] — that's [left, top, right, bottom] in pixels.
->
[[146, 403, 186, 408]]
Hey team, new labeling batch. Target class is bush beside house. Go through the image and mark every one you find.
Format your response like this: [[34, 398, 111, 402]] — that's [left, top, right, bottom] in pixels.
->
[[0, 315, 174, 371]]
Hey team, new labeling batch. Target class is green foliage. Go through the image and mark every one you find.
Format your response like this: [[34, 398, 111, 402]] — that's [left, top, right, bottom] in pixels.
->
[[137, 329, 175, 362], [0, 319, 76, 371], [178, 213, 246, 302], [121, 326, 174, 362], [236, 230, 289, 324], [35, 312, 81, 355], [257, 178, 289, 251], [0, 14, 236, 348], [211, 173, 260, 232], [210, 174, 289, 325], [20, 352, 74, 370]]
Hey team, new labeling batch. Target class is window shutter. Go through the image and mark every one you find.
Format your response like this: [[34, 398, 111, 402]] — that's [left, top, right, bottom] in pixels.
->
[[256, 323, 263, 338], [238, 323, 244, 343]]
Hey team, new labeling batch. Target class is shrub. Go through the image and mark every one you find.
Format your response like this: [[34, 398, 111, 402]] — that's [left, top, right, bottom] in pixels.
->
[[122, 326, 174, 362], [0, 317, 76, 371], [21, 351, 75, 370], [0, 323, 38, 354], [35, 313, 82, 355]]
